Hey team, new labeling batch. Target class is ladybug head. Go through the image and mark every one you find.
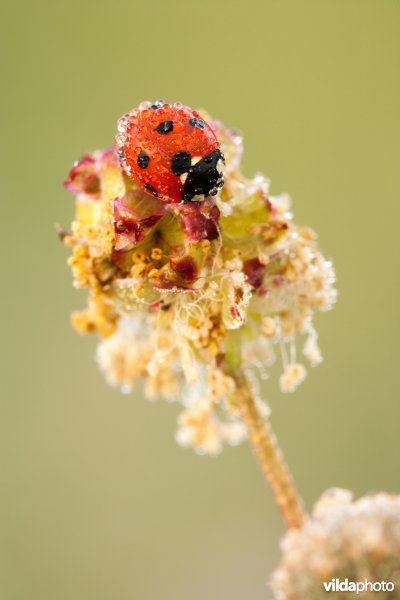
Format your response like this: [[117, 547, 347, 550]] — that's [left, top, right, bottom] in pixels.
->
[[180, 148, 225, 204]]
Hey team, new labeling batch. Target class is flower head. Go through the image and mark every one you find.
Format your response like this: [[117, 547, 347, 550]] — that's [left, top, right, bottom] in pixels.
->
[[62, 102, 336, 454], [271, 488, 400, 599]]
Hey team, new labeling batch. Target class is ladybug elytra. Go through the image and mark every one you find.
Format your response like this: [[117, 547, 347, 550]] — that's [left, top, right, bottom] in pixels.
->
[[116, 101, 225, 204]]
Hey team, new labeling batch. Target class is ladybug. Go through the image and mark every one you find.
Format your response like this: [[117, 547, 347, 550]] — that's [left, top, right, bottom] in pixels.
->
[[115, 100, 225, 204]]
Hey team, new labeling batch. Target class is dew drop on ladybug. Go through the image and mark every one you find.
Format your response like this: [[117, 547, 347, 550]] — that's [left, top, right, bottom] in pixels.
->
[[115, 101, 225, 204]]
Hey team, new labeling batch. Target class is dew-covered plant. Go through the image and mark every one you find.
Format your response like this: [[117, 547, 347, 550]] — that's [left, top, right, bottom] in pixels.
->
[[61, 101, 400, 599], [271, 489, 400, 599]]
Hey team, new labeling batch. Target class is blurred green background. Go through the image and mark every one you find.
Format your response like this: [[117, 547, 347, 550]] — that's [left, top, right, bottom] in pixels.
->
[[1, 1, 399, 598]]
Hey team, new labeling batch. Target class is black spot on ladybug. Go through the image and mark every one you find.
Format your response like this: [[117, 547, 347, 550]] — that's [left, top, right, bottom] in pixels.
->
[[171, 151, 191, 176], [155, 120, 174, 135], [137, 150, 150, 169], [149, 99, 165, 110], [182, 149, 225, 203], [189, 118, 205, 130], [144, 183, 159, 197]]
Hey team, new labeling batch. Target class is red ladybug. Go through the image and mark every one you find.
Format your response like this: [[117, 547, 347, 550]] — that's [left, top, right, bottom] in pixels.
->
[[115, 100, 225, 204]]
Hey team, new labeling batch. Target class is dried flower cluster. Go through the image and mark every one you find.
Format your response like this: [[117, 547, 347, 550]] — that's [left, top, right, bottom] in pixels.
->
[[271, 488, 400, 599], [63, 108, 336, 455]]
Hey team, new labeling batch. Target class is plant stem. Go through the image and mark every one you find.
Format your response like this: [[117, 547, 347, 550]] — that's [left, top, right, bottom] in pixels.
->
[[230, 369, 307, 530]]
